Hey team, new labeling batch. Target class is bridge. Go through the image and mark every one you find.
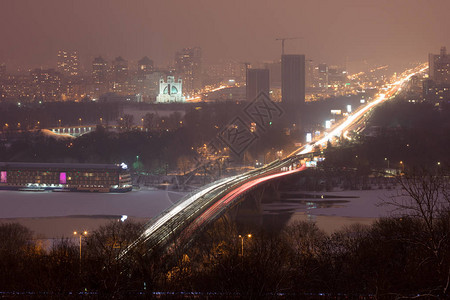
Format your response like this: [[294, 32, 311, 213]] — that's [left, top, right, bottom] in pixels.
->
[[120, 65, 428, 259], [48, 125, 148, 137], [48, 125, 97, 137]]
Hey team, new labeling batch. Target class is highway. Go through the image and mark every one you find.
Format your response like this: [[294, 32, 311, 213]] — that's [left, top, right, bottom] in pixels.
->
[[121, 64, 427, 258]]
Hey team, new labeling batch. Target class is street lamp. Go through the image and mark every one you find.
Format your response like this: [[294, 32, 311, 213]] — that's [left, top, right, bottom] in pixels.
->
[[78, 118, 82, 126], [238, 234, 252, 256], [73, 230, 88, 262], [384, 157, 390, 169], [58, 119, 61, 127]]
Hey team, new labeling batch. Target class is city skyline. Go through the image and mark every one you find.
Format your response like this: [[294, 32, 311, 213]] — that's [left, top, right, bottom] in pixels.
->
[[2, 0, 450, 72]]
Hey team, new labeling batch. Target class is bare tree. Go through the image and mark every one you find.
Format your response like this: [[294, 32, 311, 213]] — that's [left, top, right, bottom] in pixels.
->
[[382, 169, 450, 298]]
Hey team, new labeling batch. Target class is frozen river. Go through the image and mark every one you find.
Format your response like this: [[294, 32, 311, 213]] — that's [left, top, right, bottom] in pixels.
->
[[0, 188, 184, 238], [0, 187, 402, 238]]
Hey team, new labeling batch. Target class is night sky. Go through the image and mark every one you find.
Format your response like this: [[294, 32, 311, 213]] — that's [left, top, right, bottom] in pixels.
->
[[1, 0, 449, 71]]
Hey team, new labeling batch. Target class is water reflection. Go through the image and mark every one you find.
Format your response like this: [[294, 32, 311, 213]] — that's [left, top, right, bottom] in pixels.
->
[[261, 191, 384, 233]]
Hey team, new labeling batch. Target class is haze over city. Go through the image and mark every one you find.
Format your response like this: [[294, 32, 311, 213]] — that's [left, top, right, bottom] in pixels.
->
[[2, 0, 450, 70]]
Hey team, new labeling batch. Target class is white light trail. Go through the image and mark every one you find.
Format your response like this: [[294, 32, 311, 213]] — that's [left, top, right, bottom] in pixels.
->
[[298, 65, 428, 155]]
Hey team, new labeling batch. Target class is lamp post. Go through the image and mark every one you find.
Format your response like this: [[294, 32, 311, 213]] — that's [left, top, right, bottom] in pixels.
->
[[384, 157, 390, 169], [238, 234, 252, 256], [73, 230, 88, 262]]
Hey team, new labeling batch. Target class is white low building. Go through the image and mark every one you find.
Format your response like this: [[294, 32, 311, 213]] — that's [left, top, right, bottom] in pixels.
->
[[156, 76, 186, 103]]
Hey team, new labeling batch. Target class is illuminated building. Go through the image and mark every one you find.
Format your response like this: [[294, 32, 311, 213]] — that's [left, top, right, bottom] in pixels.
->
[[328, 65, 347, 87], [57, 50, 79, 77], [425, 47, 450, 103], [156, 76, 185, 103], [318, 63, 328, 89], [111, 56, 128, 94], [246, 68, 270, 101], [281, 54, 305, 106], [1, 75, 34, 101], [136, 71, 166, 102], [92, 56, 108, 85], [92, 56, 109, 98], [137, 56, 154, 77], [0, 162, 132, 192], [175, 47, 202, 95], [30, 68, 62, 101], [305, 59, 315, 88], [429, 46, 450, 85]]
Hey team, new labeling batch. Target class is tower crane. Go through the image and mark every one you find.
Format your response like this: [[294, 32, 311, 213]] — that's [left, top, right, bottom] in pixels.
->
[[275, 37, 303, 56]]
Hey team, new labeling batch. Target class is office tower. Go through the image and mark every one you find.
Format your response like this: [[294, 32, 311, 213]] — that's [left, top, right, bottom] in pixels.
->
[[57, 50, 79, 77], [429, 46, 450, 85], [92, 56, 108, 85], [175, 47, 202, 95], [246, 69, 270, 101], [281, 54, 305, 106], [137, 56, 154, 77]]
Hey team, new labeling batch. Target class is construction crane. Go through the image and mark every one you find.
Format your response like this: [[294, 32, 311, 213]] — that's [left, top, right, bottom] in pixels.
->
[[275, 37, 303, 56]]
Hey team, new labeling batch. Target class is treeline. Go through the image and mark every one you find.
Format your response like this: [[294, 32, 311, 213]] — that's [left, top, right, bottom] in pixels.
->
[[1, 173, 449, 298], [0, 102, 120, 129], [0, 102, 293, 174]]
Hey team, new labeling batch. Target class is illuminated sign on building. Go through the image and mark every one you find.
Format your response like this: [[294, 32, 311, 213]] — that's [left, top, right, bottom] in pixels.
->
[[59, 172, 66, 184], [1, 171, 6, 183]]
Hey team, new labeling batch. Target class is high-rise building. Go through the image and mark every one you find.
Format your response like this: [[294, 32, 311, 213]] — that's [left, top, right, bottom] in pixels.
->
[[112, 56, 128, 82], [318, 63, 328, 89], [111, 56, 128, 94], [175, 47, 202, 95], [57, 50, 79, 77], [92, 56, 108, 85], [246, 69, 270, 101], [305, 60, 315, 88], [137, 56, 154, 77], [429, 46, 450, 85], [281, 54, 305, 106]]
